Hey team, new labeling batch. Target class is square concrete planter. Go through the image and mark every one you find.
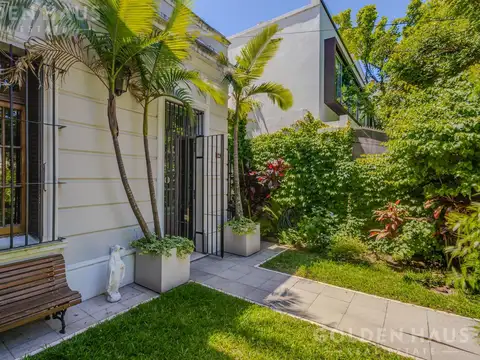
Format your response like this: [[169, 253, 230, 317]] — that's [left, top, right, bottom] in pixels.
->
[[224, 224, 261, 257], [134, 248, 190, 293]]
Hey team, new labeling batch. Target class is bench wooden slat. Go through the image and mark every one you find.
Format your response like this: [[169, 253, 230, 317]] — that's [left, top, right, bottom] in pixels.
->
[[0, 278, 67, 307], [0, 287, 80, 322], [0, 260, 64, 280], [0, 267, 66, 290], [0, 274, 66, 297], [0, 254, 81, 334], [0, 255, 62, 275], [0, 263, 65, 286]]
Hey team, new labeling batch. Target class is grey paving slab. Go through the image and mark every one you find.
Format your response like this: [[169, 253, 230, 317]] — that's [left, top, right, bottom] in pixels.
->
[[2, 321, 53, 349], [218, 269, 247, 281], [203, 275, 234, 290], [430, 342, 480, 360], [245, 288, 271, 304], [321, 285, 355, 303], [49, 315, 98, 337], [222, 281, 257, 298], [236, 273, 269, 288], [338, 303, 387, 340], [0, 342, 14, 360], [77, 294, 115, 315], [293, 279, 325, 294], [118, 285, 145, 302], [267, 287, 319, 316], [9, 331, 61, 359], [350, 293, 388, 313], [90, 303, 127, 322], [45, 305, 90, 330], [229, 264, 255, 274], [190, 269, 215, 283], [427, 310, 480, 356], [246, 267, 276, 281], [258, 278, 291, 293], [120, 291, 157, 308], [384, 301, 429, 336], [380, 329, 432, 360], [306, 294, 349, 328]]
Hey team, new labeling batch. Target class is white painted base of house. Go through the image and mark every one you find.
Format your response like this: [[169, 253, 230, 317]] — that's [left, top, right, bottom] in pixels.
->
[[66, 250, 136, 301]]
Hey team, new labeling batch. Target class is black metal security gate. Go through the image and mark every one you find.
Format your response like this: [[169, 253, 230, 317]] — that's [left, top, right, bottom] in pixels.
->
[[164, 101, 226, 257]]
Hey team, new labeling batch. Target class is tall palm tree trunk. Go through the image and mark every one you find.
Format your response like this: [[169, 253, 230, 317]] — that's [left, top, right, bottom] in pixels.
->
[[143, 101, 162, 237], [107, 91, 151, 238], [233, 109, 244, 219]]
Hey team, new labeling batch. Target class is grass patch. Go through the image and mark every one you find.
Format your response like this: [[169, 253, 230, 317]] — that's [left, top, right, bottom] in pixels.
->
[[262, 250, 480, 319], [28, 283, 405, 360]]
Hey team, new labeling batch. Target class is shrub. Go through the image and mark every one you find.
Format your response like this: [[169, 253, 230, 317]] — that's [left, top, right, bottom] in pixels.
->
[[329, 233, 368, 261], [395, 220, 441, 262], [277, 208, 340, 249], [257, 199, 296, 237], [251, 114, 355, 219], [131, 236, 194, 259], [446, 202, 480, 293]]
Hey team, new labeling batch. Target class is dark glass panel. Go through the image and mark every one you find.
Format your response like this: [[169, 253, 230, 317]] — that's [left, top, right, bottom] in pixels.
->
[[5, 108, 21, 146]]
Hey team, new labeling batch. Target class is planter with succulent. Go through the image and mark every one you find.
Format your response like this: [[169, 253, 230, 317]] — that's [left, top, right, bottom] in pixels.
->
[[224, 217, 261, 257], [131, 236, 194, 293]]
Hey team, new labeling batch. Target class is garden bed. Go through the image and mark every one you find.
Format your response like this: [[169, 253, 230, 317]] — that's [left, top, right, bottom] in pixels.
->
[[261, 250, 480, 319], [27, 283, 406, 360]]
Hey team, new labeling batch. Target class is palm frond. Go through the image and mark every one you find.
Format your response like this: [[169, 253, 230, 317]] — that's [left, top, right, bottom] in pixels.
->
[[245, 82, 293, 110], [87, 0, 157, 40], [237, 24, 282, 80], [25, 34, 107, 86], [237, 97, 262, 117]]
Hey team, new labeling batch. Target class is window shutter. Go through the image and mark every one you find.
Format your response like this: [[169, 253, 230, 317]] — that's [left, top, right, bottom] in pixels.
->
[[27, 71, 43, 241]]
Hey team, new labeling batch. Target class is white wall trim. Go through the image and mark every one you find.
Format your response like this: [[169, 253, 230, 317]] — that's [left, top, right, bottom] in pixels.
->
[[67, 248, 136, 271]]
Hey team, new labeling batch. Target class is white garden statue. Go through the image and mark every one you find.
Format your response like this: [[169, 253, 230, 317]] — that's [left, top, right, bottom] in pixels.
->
[[106, 245, 126, 303]]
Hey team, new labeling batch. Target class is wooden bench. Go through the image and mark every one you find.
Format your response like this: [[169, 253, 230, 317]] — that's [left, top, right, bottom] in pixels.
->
[[0, 254, 81, 334]]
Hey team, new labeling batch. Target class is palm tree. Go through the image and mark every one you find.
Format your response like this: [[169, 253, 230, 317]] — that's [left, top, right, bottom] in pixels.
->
[[2, 0, 193, 238], [218, 24, 293, 219], [128, 0, 225, 237]]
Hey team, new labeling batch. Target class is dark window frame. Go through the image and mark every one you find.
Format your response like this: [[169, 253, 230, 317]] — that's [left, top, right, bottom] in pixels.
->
[[0, 45, 45, 250], [324, 37, 363, 120]]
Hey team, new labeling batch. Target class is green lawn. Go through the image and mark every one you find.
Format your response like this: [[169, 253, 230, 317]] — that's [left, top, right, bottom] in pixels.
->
[[262, 250, 480, 319], [28, 283, 405, 360]]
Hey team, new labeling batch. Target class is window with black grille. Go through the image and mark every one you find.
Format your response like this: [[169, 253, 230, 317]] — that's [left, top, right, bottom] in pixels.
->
[[0, 46, 44, 250]]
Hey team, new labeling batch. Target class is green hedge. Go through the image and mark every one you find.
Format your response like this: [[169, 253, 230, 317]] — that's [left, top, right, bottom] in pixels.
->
[[251, 116, 355, 219]]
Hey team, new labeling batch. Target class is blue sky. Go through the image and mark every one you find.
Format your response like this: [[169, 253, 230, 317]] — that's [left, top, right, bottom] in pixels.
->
[[193, 0, 412, 37]]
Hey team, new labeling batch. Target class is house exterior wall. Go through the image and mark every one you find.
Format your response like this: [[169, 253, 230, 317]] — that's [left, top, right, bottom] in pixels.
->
[[228, 0, 365, 136], [63, 50, 228, 300], [0, 2, 229, 301]]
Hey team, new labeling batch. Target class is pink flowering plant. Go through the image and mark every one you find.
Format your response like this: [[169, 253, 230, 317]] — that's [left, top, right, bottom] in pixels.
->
[[243, 158, 290, 217]]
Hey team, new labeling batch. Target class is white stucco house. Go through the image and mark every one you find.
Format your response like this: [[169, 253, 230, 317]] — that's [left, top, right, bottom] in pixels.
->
[[228, 0, 378, 137], [0, 0, 229, 301]]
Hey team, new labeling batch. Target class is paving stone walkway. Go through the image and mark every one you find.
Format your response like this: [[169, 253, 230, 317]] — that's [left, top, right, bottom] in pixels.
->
[[191, 242, 480, 360]]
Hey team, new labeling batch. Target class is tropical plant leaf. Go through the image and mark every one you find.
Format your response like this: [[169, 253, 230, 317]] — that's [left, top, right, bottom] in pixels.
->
[[245, 82, 293, 110], [237, 24, 282, 81]]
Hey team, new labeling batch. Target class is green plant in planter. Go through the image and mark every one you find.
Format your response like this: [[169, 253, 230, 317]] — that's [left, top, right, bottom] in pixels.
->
[[226, 217, 257, 235], [131, 236, 194, 259]]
